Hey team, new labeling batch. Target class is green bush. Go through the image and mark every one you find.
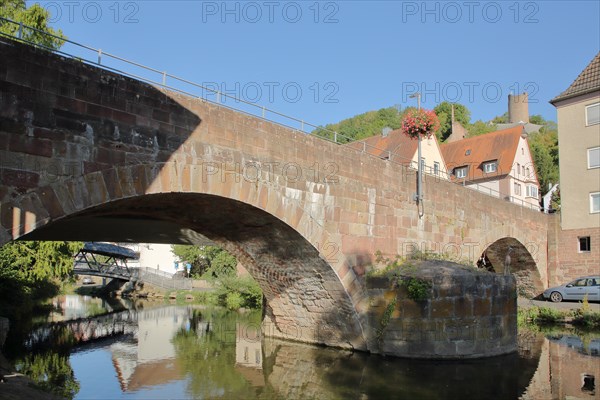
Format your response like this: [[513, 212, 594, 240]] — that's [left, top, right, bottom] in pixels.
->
[[402, 277, 431, 302], [192, 291, 219, 305], [572, 312, 600, 329], [572, 300, 600, 329], [535, 307, 563, 323], [215, 276, 263, 310], [225, 292, 244, 310]]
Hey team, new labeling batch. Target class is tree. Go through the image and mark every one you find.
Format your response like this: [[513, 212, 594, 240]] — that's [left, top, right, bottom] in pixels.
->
[[0, 241, 82, 319], [526, 115, 559, 195], [433, 102, 471, 142], [172, 244, 237, 278], [491, 112, 509, 124], [313, 106, 404, 143], [0, 241, 81, 282], [466, 120, 497, 137], [0, 0, 65, 49]]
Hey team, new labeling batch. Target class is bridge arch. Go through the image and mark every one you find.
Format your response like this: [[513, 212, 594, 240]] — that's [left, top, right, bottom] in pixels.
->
[[477, 236, 544, 298], [0, 164, 368, 350]]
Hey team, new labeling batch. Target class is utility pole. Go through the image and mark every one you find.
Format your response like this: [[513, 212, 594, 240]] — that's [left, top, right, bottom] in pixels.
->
[[410, 93, 422, 207]]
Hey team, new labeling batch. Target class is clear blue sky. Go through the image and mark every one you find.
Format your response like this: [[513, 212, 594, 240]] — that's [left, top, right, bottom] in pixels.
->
[[31, 1, 600, 127]]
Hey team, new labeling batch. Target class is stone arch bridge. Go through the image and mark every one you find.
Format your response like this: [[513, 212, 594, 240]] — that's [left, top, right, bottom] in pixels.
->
[[0, 37, 551, 352]]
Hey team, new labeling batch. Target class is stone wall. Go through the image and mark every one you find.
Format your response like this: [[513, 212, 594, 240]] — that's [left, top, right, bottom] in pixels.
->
[[548, 216, 600, 286], [366, 261, 517, 358]]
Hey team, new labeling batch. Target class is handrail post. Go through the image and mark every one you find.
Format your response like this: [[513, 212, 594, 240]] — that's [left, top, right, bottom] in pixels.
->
[[262, 106, 266, 118], [363, 141, 366, 152], [301, 120, 304, 132], [18, 22, 23, 39], [334, 131, 338, 143], [162, 71, 167, 86], [97, 49, 102, 65]]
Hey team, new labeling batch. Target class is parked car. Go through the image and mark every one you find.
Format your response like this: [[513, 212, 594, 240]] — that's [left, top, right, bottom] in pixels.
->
[[82, 277, 94, 285], [543, 276, 600, 302]]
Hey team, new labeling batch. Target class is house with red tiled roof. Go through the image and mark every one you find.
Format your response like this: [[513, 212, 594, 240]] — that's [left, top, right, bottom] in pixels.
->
[[441, 125, 540, 208], [346, 128, 449, 179]]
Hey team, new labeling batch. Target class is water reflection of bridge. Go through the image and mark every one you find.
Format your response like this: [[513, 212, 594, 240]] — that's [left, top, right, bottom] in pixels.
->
[[32, 304, 599, 399]]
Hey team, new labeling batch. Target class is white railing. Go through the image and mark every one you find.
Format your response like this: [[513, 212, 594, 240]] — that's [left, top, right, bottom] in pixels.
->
[[0, 17, 541, 212]]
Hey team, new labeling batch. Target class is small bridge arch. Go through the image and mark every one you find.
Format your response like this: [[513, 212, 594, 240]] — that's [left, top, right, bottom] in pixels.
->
[[477, 236, 544, 297]]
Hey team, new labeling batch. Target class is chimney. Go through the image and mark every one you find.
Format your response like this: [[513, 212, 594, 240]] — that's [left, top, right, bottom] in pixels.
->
[[508, 92, 530, 124]]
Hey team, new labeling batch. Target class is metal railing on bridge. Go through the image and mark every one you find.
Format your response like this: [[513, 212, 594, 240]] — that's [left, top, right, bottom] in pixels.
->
[[0, 17, 540, 211], [132, 267, 193, 291], [73, 243, 192, 290]]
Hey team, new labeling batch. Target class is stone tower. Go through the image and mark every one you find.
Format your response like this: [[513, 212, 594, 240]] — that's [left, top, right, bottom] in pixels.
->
[[508, 92, 530, 124]]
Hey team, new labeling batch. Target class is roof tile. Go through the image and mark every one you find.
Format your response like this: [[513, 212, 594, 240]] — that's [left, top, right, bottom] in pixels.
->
[[551, 52, 600, 104], [440, 126, 525, 181]]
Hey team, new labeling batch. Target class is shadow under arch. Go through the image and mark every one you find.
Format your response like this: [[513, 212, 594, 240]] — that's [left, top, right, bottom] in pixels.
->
[[478, 237, 543, 298], [18, 192, 367, 350]]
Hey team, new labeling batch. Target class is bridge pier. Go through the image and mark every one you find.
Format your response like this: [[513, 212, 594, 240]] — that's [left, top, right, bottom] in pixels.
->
[[365, 261, 517, 358]]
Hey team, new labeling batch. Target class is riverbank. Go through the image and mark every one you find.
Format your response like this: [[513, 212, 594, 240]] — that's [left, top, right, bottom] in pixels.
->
[[0, 353, 62, 400], [518, 298, 600, 330]]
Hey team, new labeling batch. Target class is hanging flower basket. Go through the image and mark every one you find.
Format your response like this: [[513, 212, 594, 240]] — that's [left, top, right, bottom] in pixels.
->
[[401, 109, 440, 139]]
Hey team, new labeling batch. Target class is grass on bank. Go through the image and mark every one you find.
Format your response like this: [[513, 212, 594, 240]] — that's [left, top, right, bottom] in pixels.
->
[[518, 296, 600, 330], [161, 276, 262, 311]]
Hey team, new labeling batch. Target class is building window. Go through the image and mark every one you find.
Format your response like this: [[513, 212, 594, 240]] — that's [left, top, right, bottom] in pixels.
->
[[589, 147, 600, 169], [516, 163, 520, 175], [434, 161, 440, 176], [514, 182, 522, 196], [526, 185, 538, 198], [483, 161, 497, 173], [578, 236, 591, 252], [586, 103, 600, 126], [522, 148, 524, 155], [455, 167, 467, 178], [591, 192, 600, 213]]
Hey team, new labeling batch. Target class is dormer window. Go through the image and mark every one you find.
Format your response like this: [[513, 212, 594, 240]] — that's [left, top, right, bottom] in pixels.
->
[[455, 166, 468, 179], [483, 161, 497, 173]]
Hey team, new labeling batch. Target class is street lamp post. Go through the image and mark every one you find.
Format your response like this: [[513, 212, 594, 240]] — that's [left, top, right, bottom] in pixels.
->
[[410, 93, 422, 206]]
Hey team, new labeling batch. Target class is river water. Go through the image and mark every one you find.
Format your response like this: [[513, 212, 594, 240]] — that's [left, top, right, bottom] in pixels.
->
[[2, 294, 599, 400]]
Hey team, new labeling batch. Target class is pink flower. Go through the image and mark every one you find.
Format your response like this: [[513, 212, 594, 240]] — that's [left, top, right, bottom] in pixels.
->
[[401, 109, 440, 139]]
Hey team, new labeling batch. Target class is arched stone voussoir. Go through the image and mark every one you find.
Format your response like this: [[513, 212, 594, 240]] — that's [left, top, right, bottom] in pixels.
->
[[11, 190, 367, 350]]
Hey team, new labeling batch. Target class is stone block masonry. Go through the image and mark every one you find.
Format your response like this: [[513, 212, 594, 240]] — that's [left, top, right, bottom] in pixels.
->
[[366, 261, 517, 358]]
